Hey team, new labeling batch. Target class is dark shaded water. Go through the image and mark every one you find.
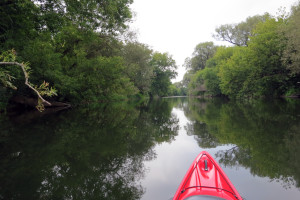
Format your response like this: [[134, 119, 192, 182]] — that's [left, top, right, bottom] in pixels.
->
[[1, 98, 300, 199]]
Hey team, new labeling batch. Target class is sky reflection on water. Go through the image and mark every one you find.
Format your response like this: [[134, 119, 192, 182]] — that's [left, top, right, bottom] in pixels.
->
[[1, 98, 300, 200], [141, 104, 300, 200]]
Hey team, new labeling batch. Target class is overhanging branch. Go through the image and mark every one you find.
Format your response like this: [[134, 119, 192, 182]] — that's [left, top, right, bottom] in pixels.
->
[[0, 61, 51, 105]]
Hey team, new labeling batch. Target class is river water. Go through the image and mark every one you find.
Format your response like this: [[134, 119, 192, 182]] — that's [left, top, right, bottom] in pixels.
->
[[1, 97, 300, 199]]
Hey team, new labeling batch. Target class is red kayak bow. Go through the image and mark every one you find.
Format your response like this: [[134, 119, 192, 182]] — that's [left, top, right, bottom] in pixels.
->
[[173, 151, 243, 200]]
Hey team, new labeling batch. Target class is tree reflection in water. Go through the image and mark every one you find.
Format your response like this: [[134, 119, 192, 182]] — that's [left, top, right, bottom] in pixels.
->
[[1, 97, 299, 199], [185, 121, 220, 148], [184, 98, 300, 189], [0, 99, 179, 200]]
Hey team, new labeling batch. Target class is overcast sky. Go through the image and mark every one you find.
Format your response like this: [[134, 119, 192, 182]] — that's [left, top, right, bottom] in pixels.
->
[[129, 0, 298, 82]]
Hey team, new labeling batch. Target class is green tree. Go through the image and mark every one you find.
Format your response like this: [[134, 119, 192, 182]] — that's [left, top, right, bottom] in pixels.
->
[[242, 16, 289, 97], [282, 2, 300, 75], [0, 0, 138, 108], [184, 42, 217, 96], [35, 0, 133, 33], [181, 59, 194, 92], [218, 47, 250, 98], [213, 13, 270, 46], [122, 42, 153, 95], [186, 42, 217, 72], [216, 16, 292, 99], [168, 82, 187, 96], [150, 52, 177, 97], [0, 0, 39, 50], [167, 84, 179, 96], [188, 70, 205, 96], [200, 46, 236, 96], [201, 67, 221, 96]]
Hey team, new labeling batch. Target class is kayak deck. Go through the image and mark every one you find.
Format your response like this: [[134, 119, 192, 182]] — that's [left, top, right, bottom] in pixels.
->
[[173, 151, 242, 200]]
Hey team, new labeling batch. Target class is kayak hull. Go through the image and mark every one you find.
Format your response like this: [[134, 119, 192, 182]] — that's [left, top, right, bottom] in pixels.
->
[[173, 151, 242, 200]]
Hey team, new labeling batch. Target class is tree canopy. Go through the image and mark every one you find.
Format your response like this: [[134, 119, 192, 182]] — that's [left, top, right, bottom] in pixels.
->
[[180, 4, 300, 99], [213, 13, 270, 46], [0, 0, 178, 110], [150, 52, 177, 97], [282, 2, 300, 75], [185, 42, 217, 72]]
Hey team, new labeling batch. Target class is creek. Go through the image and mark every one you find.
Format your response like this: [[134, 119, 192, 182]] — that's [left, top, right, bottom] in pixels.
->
[[1, 97, 300, 199]]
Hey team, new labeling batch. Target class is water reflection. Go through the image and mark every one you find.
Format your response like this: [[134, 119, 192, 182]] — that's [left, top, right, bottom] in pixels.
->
[[0, 100, 179, 200], [184, 98, 300, 189], [1, 98, 300, 199]]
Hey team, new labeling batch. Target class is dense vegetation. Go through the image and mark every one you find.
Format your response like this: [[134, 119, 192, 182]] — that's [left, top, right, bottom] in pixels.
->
[[2, 1, 300, 111], [180, 3, 300, 99], [0, 0, 177, 111]]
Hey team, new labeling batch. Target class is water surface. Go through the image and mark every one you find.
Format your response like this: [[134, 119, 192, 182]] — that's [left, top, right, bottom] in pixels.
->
[[1, 98, 300, 199]]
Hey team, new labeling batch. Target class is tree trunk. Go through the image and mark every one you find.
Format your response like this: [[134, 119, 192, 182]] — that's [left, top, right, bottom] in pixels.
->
[[10, 95, 71, 108]]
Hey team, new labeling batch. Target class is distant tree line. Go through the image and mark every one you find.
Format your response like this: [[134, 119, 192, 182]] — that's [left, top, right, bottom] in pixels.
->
[[174, 2, 300, 99], [0, 0, 177, 110]]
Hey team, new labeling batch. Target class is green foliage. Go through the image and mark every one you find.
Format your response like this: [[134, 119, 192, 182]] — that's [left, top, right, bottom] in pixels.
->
[[20, 33, 63, 83], [0, 0, 181, 109], [185, 8, 300, 99], [0, 49, 16, 61], [186, 42, 217, 72], [168, 82, 187, 96], [168, 84, 179, 96], [206, 46, 236, 69], [216, 16, 290, 99], [77, 56, 137, 101], [0, 49, 58, 111], [282, 2, 300, 75], [0, 49, 17, 90], [0, 70, 16, 90], [218, 47, 250, 98], [188, 70, 205, 96], [213, 13, 270, 46], [1, 0, 164, 110], [122, 42, 153, 95], [35, 0, 133, 33], [150, 52, 177, 97], [203, 46, 237, 96], [35, 81, 57, 97], [184, 42, 217, 96], [181, 70, 193, 89], [242, 17, 289, 97], [285, 87, 300, 97], [201, 67, 221, 96], [0, 0, 39, 49]]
